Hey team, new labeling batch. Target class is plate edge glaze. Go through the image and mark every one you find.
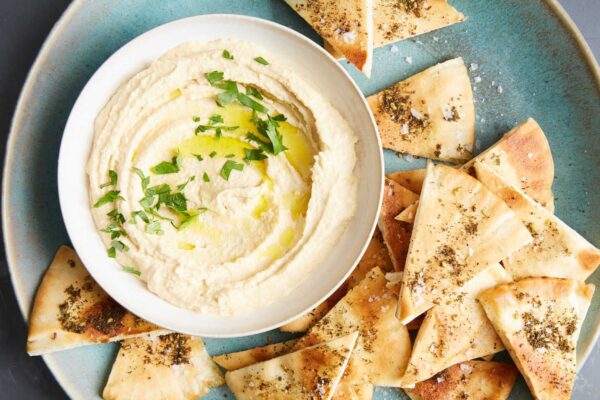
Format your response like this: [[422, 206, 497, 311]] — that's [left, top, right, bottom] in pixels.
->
[[2, 0, 599, 399]]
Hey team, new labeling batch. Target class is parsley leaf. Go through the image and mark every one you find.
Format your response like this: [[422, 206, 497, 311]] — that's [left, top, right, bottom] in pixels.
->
[[244, 148, 268, 163], [203, 172, 210, 182], [222, 49, 234, 60], [254, 56, 269, 65], [145, 221, 164, 235], [209, 151, 217, 158], [151, 155, 180, 175], [246, 86, 264, 100], [272, 113, 287, 122], [225, 153, 235, 158], [122, 266, 141, 276], [133, 168, 150, 190], [107, 247, 116, 258], [193, 154, 203, 162], [99, 170, 118, 188], [220, 160, 244, 180], [130, 210, 150, 224], [176, 176, 195, 191], [93, 190, 124, 208], [237, 92, 269, 113], [209, 114, 224, 124], [205, 71, 224, 85], [111, 240, 129, 252]]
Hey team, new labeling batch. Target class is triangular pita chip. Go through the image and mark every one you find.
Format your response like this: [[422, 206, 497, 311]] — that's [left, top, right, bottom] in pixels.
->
[[478, 278, 595, 400], [368, 58, 475, 162], [284, 0, 373, 76], [379, 178, 419, 271], [213, 340, 298, 371], [463, 118, 554, 211], [103, 334, 224, 400], [395, 202, 418, 223], [398, 163, 532, 324], [226, 332, 358, 400], [404, 361, 518, 400], [387, 169, 426, 194], [281, 229, 394, 332], [294, 267, 411, 387], [325, 0, 464, 58], [27, 246, 168, 356], [474, 161, 600, 281], [400, 264, 509, 387]]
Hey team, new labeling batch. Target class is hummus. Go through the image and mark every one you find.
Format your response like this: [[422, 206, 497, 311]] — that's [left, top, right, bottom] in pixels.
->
[[87, 39, 358, 315]]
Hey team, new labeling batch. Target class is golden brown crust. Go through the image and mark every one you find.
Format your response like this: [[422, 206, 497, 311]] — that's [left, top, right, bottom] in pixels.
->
[[27, 246, 168, 355], [294, 268, 411, 387], [226, 333, 358, 400], [387, 169, 426, 194], [474, 161, 600, 281], [463, 118, 554, 211], [378, 178, 419, 271], [397, 163, 532, 324], [369, 58, 475, 162], [478, 278, 595, 400], [213, 340, 299, 371], [404, 361, 518, 400], [280, 229, 394, 332], [103, 334, 223, 400]]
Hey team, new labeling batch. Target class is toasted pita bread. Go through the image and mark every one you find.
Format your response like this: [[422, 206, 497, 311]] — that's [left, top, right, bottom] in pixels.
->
[[400, 264, 509, 387], [398, 163, 532, 324], [294, 267, 411, 387], [281, 229, 394, 332], [368, 58, 475, 162], [284, 0, 373, 76], [326, 0, 464, 58], [213, 340, 298, 371], [379, 178, 419, 271], [27, 246, 168, 356], [463, 118, 554, 211], [478, 278, 595, 400], [395, 202, 418, 223], [226, 332, 358, 400], [474, 162, 600, 281], [387, 169, 426, 194], [404, 361, 518, 400], [103, 334, 223, 400], [331, 383, 373, 400]]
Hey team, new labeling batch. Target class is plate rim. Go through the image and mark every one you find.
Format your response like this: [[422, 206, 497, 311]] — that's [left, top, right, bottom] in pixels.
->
[[2, 0, 599, 399]]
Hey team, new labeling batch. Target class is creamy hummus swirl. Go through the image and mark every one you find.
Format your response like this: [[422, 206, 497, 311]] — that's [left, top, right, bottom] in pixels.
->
[[87, 39, 357, 315]]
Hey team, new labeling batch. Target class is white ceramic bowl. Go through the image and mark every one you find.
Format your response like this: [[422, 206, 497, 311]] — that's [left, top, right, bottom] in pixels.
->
[[58, 14, 383, 337]]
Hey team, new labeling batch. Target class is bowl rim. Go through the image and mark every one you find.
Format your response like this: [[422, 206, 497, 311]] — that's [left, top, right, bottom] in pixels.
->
[[54, 13, 384, 337]]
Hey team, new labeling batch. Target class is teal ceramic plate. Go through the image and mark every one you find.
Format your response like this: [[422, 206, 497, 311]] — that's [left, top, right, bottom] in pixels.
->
[[3, 0, 600, 399]]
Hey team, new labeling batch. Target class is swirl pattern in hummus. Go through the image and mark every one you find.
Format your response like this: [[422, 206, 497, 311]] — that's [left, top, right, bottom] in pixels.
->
[[87, 39, 358, 315]]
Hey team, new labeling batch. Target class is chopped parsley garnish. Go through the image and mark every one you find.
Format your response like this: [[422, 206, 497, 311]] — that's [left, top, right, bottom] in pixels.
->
[[93, 190, 124, 208], [107, 247, 116, 258], [244, 148, 268, 163], [145, 221, 164, 235], [108, 239, 129, 257], [272, 113, 287, 122], [220, 160, 244, 180], [246, 86, 263, 100], [176, 176, 195, 191], [99, 170, 118, 189], [133, 168, 150, 190], [246, 114, 287, 155], [150, 154, 182, 175], [254, 56, 269, 65], [203, 172, 210, 182], [237, 92, 268, 113], [205, 72, 269, 113], [192, 116, 201, 122], [193, 154, 203, 162], [225, 153, 235, 158], [130, 210, 150, 224], [209, 114, 224, 124], [205, 71, 224, 85], [209, 151, 217, 158], [121, 266, 141, 276], [222, 49, 234, 60]]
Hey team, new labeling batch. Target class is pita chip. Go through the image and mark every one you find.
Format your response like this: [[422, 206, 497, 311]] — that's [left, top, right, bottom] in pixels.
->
[[368, 58, 475, 162], [395, 202, 418, 223], [400, 264, 509, 387], [226, 332, 358, 400], [213, 340, 298, 371], [27, 246, 168, 356], [294, 267, 411, 387], [103, 334, 223, 400], [326, 0, 464, 58], [474, 161, 600, 281], [463, 118, 554, 211], [387, 169, 426, 194], [398, 163, 532, 324], [284, 0, 373, 76], [379, 178, 419, 271], [404, 361, 518, 400], [478, 278, 595, 400], [281, 229, 394, 332]]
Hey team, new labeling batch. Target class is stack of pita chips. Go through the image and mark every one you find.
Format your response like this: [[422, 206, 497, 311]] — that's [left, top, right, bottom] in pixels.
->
[[285, 0, 465, 76], [27, 246, 224, 399]]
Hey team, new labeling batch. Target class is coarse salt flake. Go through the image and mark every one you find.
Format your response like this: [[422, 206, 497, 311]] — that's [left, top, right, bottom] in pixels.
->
[[470, 63, 479, 71], [342, 30, 357, 44], [405, 56, 413, 64], [390, 45, 399, 53], [474, 76, 482, 83], [410, 108, 423, 120]]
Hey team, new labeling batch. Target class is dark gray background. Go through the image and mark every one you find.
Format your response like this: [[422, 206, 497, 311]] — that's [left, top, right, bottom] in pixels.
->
[[1, 1, 599, 399]]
